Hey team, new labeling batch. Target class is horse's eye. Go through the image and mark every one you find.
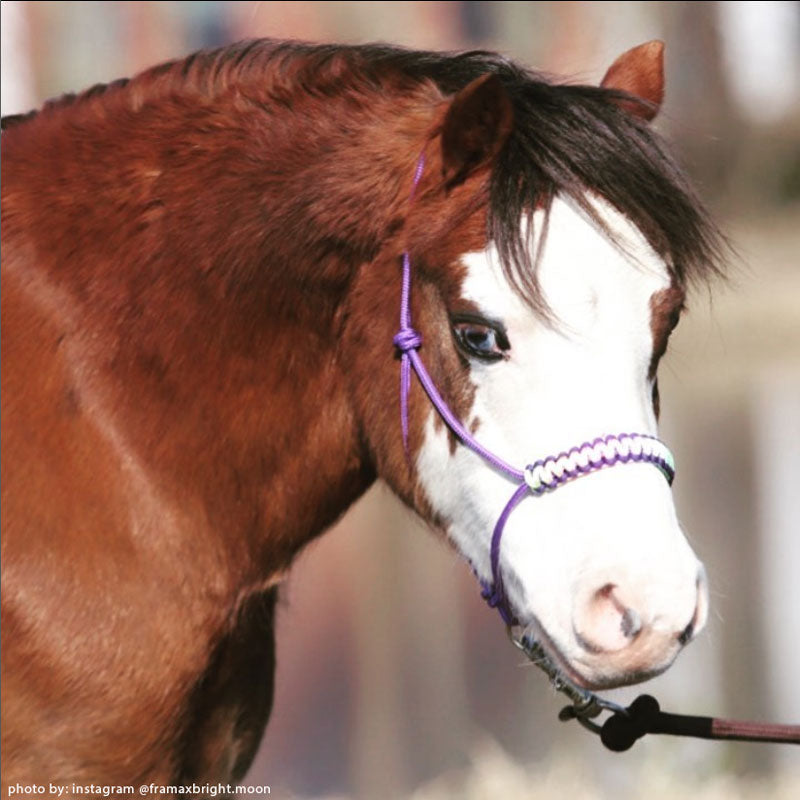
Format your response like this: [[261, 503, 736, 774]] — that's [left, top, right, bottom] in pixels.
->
[[452, 317, 509, 362]]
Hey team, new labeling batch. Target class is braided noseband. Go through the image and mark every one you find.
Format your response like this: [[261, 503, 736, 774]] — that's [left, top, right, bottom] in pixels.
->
[[392, 152, 674, 626]]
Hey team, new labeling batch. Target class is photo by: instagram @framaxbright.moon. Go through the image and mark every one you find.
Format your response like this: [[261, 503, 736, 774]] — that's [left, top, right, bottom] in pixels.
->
[[6, 784, 271, 797]]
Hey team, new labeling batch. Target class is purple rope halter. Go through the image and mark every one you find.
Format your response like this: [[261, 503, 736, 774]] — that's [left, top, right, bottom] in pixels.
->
[[393, 152, 675, 626]]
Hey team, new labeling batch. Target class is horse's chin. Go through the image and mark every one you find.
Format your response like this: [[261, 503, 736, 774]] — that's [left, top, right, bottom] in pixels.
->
[[518, 616, 677, 691]]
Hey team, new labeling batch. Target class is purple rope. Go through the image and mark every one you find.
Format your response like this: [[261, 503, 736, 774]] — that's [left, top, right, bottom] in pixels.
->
[[394, 154, 425, 455], [393, 152, 675, 626], [393, 153, 523, 480], [481, 483, 530, 625], [406, 350, 525, 479]]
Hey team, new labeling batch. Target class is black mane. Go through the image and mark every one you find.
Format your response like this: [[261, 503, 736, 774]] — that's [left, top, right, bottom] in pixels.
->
[[2, 40, 726, 304], [352, 43, 726, 302]]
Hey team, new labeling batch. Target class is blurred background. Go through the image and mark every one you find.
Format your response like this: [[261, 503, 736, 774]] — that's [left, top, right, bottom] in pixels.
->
[[2, 2, 799, 798]]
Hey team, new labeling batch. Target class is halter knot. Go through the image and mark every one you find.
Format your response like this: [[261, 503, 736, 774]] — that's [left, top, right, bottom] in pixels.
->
[[393, 327, 423, 353], [480, 579, 514, 626]]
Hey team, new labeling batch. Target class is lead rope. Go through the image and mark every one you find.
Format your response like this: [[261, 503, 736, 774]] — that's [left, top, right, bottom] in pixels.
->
[[511, 630, 800, 750], [393, 151, 800, 750], [596, 696, 800, 750]]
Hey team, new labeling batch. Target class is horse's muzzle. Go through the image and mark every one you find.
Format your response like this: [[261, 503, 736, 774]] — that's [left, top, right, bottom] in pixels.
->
[[563, 565, 709, 689]]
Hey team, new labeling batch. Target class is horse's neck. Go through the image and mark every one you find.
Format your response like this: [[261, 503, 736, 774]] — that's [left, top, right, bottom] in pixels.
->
[[2, 86, 412, 590]]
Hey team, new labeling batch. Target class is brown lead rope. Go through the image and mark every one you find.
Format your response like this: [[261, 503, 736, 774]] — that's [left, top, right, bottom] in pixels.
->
[[510, 629, 800, 751], [560, 694, 800, 751]]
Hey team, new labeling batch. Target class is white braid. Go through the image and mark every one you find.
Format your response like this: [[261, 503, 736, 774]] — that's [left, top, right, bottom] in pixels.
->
[[523, 433, 675, 493]]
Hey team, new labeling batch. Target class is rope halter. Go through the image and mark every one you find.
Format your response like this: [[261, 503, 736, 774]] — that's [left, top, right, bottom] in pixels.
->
[[393, 152, 674, 626]]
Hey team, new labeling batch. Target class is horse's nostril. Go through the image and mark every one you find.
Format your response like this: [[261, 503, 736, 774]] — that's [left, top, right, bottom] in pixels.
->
[[574, 583, 643, 654], [678, 620, 694, 646], [620, 606, 642, 639]]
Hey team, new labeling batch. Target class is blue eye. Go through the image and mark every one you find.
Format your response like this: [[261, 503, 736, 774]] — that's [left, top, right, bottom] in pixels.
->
[[452, 317, 509, 362]]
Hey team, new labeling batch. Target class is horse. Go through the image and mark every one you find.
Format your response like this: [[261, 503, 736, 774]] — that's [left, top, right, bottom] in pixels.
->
[[1, 38, 725, 788]]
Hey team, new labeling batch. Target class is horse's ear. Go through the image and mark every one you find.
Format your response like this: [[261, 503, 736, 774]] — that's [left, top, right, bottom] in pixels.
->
[[600, 40, 665, 122], [440, 73, 513, 188]]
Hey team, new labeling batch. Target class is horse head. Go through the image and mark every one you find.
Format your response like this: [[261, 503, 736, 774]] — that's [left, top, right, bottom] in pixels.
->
[[344, 42, 719, 690]]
